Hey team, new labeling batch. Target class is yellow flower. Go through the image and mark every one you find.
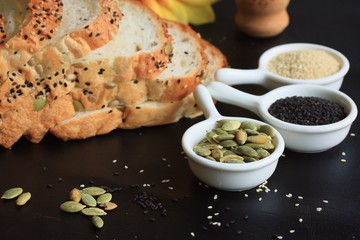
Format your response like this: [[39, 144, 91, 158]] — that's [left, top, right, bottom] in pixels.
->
[[140, 0, 218, 25]]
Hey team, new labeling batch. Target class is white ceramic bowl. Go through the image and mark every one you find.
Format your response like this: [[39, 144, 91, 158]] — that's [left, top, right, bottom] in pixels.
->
[[182, 85, 285, 191], [207, 82, 358, 153], [215, 43, 350, 90]]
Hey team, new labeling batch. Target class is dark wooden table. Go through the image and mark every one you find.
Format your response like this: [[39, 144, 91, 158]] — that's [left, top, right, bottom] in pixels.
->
[[1, 1, 359, 239]]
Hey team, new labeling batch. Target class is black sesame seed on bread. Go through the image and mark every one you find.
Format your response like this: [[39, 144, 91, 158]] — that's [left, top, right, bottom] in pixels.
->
[[0, 0, 228, 148]]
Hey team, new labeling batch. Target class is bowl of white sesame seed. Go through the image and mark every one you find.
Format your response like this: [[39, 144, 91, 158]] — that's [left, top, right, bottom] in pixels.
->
[[215, 43, 349, 90]]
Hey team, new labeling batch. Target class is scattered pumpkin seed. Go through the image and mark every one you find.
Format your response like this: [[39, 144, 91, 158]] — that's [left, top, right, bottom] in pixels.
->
[[99, 202, 118, 211], [81, 193, 97, 207], [82, 187, 106, 196], [82, 207, 107, 216], [60, 201, 86, 213], [92, 216, 104, 229], [16, 192, 31, 206], [97, 193, 112, 204], [69, 188, 82, 202], [1, 187, 23, 200]]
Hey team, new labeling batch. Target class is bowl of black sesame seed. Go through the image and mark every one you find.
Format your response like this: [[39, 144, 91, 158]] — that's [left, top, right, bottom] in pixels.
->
[[207, 82, 357, 153], [182, 85, 285, 191], [215, 43, 349, 90]]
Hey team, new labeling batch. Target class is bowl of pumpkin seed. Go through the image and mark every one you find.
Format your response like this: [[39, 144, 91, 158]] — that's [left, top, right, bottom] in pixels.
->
[[182, 85, 285, 191]]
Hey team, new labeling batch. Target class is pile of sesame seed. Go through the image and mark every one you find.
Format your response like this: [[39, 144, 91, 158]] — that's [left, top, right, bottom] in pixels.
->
[[267, 49, 341, 79]]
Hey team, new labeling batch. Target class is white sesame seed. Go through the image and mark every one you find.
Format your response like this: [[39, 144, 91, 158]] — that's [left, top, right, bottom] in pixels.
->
[[289, 229, 295, 234], [161, 179, 170, 183], [299, 218, 303, 223], [342, 152, 346, 156], [341, 159, 347, 163], [244, 193, 249, 197], [298, 196, 303, 200], [112, 159, 117, 163], [162, 157, 167, 161], [207, 215, 213, 219], [323, 199, 329, 204], [139, 169, 144, 173], [168, 187, 174, 190], [274, 189, 278, 193], [208, 206, 213, 209], [350, 133, 356, 136], [277, 236, 283, 239], [80, 184, 85, 188], [286, 193, 293, 198], [295, 203, 300, 207], [190, 232, 195, 237], [124, 165, 128, 169], [213, 194, 218, 200], [214, 212, 219, 216], [259, 197, 262, 201], [281, 154, 286, 157], [316, 207, 322, 212]]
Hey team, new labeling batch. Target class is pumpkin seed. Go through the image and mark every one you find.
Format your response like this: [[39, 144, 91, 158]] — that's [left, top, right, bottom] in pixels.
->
[[257, 148, 271, 158], [241, 121, 258, 131], [247, 134, 271, 144], [193, 146, 211, 157], [234, 145, 259, 158], [214, 133, 235, 141], [82, 207, 107, 216], [97, 193, 112, 204], [100, 202, 118, 211], [69, 188, 82, 202], [1, 187, 23, 200], [72, 100, 85, 112], [259, 125, 275, 137], [60, 201, 86, 213], [220, 140, 238, 148], [211, 149, 223, 161], [82, 187, 106, 196], [33, 97, 46, 111], [221, 120, 241, 131], [16, 192, 31, 206], [81, 193, 97, 207], [220, 155, 244, 163], [235, 129, 247, 145], [92, 216, 104, 229]]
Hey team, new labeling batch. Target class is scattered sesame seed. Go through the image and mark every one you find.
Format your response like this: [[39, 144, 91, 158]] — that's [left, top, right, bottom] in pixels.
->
[[295, 203, 300, 207], [342, 152, 346, 156], [124, 165, 128, 169], [213, 194, 218, 200], [190, 232, 195, 237], [286, 193, 293, 198], [259, 197, 262, 201], [341, 159, 347, 163], [298, 196, 304, 200], [316, 207, 323, 212], [299, 218, 303, 223], [139, 169, 144, 173], [289, 229, 295, 234], [208, 206, 213, 209], [323, 199, 329, 204], [112, 159, 117, 163], [350, 133, 355, 136], [244, 193, 249, 197]]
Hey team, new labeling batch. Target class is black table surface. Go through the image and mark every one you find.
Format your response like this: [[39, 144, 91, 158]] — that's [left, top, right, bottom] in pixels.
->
[[1, 1, 360, 239]]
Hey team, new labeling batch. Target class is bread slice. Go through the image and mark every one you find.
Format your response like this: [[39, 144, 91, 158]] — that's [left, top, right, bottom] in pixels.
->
[[119, 39, 228, 129], [145, 20, 207, 103], [0, 0, 122, 148], [69, 0, 172, 85]]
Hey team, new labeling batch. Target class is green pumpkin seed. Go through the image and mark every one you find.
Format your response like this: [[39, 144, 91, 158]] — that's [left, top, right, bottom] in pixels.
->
[[246, 142, 275, 150], [92, 216, 104, 229], [211, 149, 223, 161], [241, 121, 258, 131], [220, 155, 244, 163], [82, 187, 106, 196], [193, 146, 211, 157], [100, 202, 118, 211], [234, 145, 259, 158], [16, 192, 31, 206], [243, 156, 258, 162], [33, 97, 46, 111], [1, 187, 23, 200], [97, 193, 112, 204], [69, 188, 82, 202], [220, 140, 238, 148], [214, 133, 235, 141], [259, 125, 276, 137], [60, 201, 86, 213], [257, 148, 271, 158], [221, 120, 241, 131], [72, 100, 85, 112], [82, 207, 107, 216], [81, 193, 97, 207]]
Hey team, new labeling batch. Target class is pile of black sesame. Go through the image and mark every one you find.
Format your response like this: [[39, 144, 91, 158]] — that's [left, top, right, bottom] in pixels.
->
[[268, 96, 347, 125]]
